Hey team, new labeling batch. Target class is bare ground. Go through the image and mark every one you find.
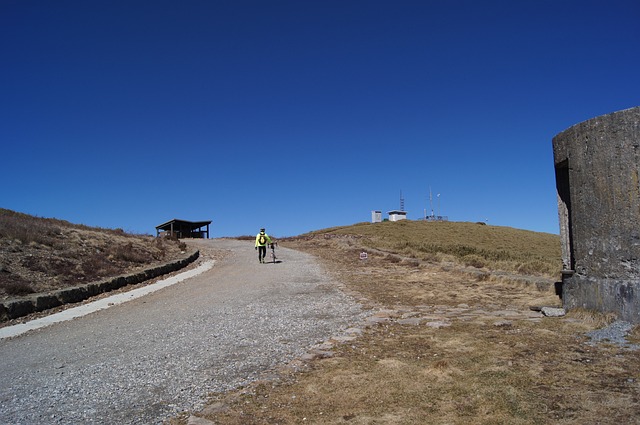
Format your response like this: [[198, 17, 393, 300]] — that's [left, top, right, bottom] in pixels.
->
[[176, 236, 640, 425]]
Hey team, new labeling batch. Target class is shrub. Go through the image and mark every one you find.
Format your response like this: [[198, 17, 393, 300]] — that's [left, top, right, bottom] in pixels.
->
[[462, 254, 486, 269], [81, 253, 118, 280], [151, 238, 167, 260], [113, 243, 149, 263], [475, 272, 490, 281], [0, 279, 35, 296], [420, 252, 440, 263], [384, 254, 402, 263], [402, 258, 421, 267], [516, 259, 558, 276]]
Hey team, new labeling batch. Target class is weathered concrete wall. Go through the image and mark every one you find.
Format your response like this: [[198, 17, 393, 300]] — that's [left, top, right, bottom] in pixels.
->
[[0, 250, 199, 322], [553, 106, 640, 322]]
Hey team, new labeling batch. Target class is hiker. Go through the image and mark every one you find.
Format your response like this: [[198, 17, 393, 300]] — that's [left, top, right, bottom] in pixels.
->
[[255, 228, 272, 263]]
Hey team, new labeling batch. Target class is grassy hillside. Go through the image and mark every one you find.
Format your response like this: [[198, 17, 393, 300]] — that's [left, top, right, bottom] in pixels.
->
[[0, 208, 186, 298], [191, 222, 640, 425], [294, 220, 561, 278]]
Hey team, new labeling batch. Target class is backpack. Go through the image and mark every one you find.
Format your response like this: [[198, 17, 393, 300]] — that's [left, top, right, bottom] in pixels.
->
[[258, 234, 267, 245]]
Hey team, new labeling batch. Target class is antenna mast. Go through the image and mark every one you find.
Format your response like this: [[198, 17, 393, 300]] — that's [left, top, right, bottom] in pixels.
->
[[429, 186, 434, 218], [400, 190, 405, 212]]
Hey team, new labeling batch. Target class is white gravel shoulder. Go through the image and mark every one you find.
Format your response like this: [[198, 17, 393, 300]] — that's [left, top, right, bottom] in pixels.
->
[[0, 239, 365, 424]]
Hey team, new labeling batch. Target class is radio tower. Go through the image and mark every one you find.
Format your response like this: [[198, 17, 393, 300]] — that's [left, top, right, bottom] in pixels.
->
[[429, 186, 434, 218], [400, 190, 405, 212]]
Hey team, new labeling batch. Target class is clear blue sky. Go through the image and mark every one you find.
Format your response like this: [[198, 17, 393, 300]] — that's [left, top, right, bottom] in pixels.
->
[[2, 1, 638, 237]]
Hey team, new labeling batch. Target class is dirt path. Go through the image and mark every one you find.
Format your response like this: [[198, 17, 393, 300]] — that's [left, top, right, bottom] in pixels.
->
[[0, 239, 364, 425]]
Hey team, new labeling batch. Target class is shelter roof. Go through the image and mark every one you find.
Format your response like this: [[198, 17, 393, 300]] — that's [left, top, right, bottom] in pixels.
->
[[155, 219, 212, 231]]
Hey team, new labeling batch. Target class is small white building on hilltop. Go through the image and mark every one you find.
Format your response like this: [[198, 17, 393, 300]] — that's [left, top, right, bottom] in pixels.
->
[[388, 210, 407, 221], [371, 210, 382, 223]]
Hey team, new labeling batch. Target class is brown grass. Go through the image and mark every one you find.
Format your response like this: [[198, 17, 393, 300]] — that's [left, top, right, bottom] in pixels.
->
[[198, 321, 640, 424], [0, 208, 186, 298], [296, 220, 562, 278], [176, 221, 640, 425]]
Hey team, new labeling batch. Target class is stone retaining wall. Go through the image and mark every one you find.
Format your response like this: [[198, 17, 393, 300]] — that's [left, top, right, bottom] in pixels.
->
[[0, 250, 199, 322]]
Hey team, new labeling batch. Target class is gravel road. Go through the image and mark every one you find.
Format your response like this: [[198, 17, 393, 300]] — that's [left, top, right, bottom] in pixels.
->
[[0, 239, 365, 424]]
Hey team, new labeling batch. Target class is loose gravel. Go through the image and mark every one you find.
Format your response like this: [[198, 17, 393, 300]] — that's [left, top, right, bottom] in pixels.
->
[[585, 320, 640, 349], [0, 239, 366, 424]]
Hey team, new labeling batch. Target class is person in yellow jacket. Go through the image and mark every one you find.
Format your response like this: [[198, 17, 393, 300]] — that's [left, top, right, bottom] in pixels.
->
[[255, 228, 272, 263]]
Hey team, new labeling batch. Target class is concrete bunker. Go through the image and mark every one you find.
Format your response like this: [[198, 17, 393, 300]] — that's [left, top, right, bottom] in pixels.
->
[[553, 106, 640, 322]]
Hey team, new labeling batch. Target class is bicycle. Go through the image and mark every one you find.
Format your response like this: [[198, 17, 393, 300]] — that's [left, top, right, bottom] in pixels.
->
[[269, 242, 278, 264]]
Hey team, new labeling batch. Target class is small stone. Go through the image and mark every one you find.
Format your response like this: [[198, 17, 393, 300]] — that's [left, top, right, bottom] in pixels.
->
[[425, 321, 450, 329], [187, 415, 216, 425], [301, 350, 334, 361], [541, 307, 566, 317], [200, 402, 227, 416], [397, 318, 422, 325], [373, 310, 398, 318], [314, 342, 334, 351], [310, 349, 334, 359], [332, 335, 357, 343]]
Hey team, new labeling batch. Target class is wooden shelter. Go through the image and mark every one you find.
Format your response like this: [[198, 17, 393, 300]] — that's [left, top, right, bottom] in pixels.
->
[[155, 219, 211, 239]]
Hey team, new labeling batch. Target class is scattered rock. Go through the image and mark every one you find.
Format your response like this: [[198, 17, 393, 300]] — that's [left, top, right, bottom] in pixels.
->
[[301, 350, 334, 361], [425, 321, 450, 329], [313, 342, 334, 351], [200, 402, 228, 416], [397, 318, 422, 326], [187, 415, 216, 425], [366, 316, 390, 324], [331, 335, 357, 343], [586, 321, 640, 349], [541, 307, 566, 317], [373, 310, 399, 318], [493, 309, 523, 318]]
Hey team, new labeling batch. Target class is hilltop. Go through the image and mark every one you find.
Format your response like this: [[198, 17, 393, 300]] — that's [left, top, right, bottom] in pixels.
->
[[288, 219, 561, 279]]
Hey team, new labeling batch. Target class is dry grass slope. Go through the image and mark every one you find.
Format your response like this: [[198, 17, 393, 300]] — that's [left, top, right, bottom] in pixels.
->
[[299, 220, 561, 278], [0, 208, 186, 298]]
